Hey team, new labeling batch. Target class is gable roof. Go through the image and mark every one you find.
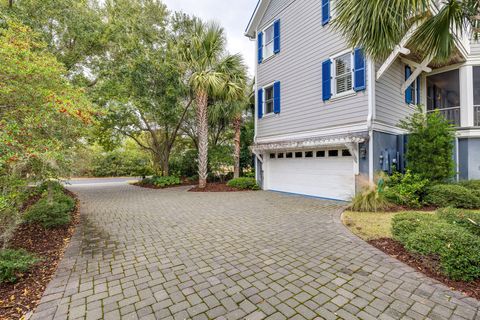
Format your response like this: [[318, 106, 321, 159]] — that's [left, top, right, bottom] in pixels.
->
[[245, 0, 271, 39]]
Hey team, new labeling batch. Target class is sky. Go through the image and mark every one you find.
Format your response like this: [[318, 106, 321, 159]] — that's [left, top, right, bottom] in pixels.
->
[[162, 0, 259, 76]]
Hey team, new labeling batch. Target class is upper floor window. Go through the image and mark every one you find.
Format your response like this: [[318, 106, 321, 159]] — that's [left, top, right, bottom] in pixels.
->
[[258, 20, 280, 64], [333, 52, 353, 95], [264, 85, 274, 114], [264, 24, 275, 60], [426, 69, 460, 110]]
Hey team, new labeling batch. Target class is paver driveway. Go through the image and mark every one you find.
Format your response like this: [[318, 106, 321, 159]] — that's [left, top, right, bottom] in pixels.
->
[[32, 182, 480, 320]]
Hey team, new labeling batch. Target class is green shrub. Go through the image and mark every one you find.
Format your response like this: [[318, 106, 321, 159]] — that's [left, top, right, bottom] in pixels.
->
[[436, 208, 480, 236], [0, 249, 39, 283], [424, 184, 480, 209], [349, 184, 391, 212], [403, 222, 480, 281], [400, 106, 455, 182], [391, 212, 438, 243], [227, 177, 260, 190], [24, 192, 75, 228], [142, 176, 181, 188], [457, 180, 480, 191], [384, 170, 429, 208]]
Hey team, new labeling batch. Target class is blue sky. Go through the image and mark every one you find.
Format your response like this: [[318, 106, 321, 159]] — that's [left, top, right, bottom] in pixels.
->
[[162, 0, 259, 76]]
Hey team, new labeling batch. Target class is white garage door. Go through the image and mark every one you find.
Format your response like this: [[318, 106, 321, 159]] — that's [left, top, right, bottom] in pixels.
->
[[266, 150, 355, 201]]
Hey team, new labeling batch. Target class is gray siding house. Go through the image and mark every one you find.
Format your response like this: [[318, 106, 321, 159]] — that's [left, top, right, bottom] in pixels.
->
[[245, 0, 480, 201]]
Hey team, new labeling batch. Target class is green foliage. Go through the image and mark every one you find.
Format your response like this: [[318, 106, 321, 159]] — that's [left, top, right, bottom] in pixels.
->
[[227, 178, 259, 190], [400, 107, 455, 182], [349, 183, 392, 212], [391, 212, 438, 243], [436, 208, 480, 237], [424, 184, 480, 209], [209, 145, 234, 181], [141, 176, 181, 188], [384, 170, 429, 208], [392, 210, 480, 281], [0, 249, 39, 284], [170, 149, 198, 178], [24, 191, 75, 228], [403, 222, 480, 281], [240, 117, 255, 173], [457, 180, 480, 194], [333, 0, 478, 63]]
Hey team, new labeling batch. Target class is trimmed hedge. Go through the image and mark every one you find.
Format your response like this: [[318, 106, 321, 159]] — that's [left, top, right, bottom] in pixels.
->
[[392, 211, 480, 281], [436, 208, 480, 237], [424, 184, 480, 209], [391, 212, 438, 243], [0, 249, 39, 283], [24, 192, 75, 229], [227, 177, 260, 190], [142, 176, 181, 188], [404, 222, 480, 281]]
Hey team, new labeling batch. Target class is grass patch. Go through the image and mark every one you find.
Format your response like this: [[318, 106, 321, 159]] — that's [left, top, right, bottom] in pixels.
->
[[342, 211, 400, 240]]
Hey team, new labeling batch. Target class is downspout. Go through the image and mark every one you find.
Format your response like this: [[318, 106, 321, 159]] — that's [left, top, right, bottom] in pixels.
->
[[367, 58, 376, 182]]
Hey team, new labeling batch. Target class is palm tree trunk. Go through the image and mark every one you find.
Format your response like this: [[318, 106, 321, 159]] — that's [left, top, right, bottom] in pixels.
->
[[233, 115, 242, 179], [196, 90, 209, 188], [8, 0, 13, 8]]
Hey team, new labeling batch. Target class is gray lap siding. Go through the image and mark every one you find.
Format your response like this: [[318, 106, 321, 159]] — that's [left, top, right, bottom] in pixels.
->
[[256, 0, 369, 140]]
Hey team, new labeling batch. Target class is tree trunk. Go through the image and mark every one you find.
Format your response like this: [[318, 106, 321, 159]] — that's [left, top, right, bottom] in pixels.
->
[[8, 0, 13, 8], [233, 115, 242, 179], [196, 90, 209, 188]]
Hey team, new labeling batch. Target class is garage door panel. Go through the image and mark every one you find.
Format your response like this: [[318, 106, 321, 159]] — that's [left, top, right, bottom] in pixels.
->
[[266, 156, 354, 201]]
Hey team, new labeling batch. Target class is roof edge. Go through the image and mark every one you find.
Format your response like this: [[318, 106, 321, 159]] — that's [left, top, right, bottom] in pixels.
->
[[244, 0, 270, 38]]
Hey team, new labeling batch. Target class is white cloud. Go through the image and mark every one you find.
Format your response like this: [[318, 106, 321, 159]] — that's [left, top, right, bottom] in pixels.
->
[[162, 0, 258, 77]]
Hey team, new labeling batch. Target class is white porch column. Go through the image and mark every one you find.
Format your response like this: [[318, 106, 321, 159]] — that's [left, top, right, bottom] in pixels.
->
[[459, 65, 474, 127]]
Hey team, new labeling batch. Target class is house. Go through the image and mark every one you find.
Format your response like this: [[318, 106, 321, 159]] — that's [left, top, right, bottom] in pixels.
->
[[245, 0, 480, 201]]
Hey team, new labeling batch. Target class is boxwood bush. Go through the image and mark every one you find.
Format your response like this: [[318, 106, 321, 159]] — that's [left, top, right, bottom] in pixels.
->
[[227, 177, 260, 190], [0, 249, 39, 283], [436, 208, 480, 237], [24, 192, 75, 228], [142, 176, 181, 188], [403, 222, 480, 281], [424, 184, 480, 209], [391, 212, 439, 243]]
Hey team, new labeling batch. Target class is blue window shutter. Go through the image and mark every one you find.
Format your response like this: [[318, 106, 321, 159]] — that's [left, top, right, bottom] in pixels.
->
[[353, 48, 366, 91], [273, 20, 281, 54], [257, 89, 263, 119], [416, 76, 421, 105], [273, 81, 281, 114], [322, 59, 332, 101], [405, 66, 412, 104], [257, 32, 263, 64], [322, 0, 330, 25]]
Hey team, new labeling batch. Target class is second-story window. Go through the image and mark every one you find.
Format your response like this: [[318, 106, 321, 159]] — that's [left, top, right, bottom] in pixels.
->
[[264, 85, 274, 114], [264, 24, 275, 60], [333, 52, 353, 95]]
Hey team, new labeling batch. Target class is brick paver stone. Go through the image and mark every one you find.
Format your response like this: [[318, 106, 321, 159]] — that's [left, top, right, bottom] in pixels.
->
[[32, 182, 480, 319]]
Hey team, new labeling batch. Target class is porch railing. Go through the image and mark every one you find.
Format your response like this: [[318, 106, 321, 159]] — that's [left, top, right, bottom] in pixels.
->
[[427, 106, 461, 127], [475, 106, 480, 127]]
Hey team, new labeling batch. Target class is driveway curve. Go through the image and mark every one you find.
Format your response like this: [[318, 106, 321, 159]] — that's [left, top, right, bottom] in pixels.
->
[[33, 182, 479, 320]]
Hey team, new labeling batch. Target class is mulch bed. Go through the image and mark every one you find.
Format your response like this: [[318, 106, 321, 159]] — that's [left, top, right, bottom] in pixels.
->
[[132, 180, 194, 190], [0, 190, 80, 320], [369, 238, 480, 300], [188, 182, 249, 192]]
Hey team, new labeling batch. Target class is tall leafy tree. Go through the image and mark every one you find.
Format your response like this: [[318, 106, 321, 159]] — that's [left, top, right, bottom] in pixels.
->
[[93, 0, 191, 175], [179, 21, 247, 188], [334, 0, 480, 62], [0, 21, 94, 244]]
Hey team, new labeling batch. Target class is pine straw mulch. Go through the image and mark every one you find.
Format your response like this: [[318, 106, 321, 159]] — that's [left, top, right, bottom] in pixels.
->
[[0, 190, 80, 320], [369, 238, 480, 301]]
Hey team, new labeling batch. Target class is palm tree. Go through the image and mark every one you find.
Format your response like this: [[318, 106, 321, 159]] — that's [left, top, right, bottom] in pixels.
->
[[180, 21, 247, 188], [334, 0, 480, 62]]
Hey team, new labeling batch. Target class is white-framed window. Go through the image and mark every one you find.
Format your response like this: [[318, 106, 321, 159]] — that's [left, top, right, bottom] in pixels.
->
[[264, 84, 274, 114], [333, 52, 353, 96], [263, 23, 275, 60]]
